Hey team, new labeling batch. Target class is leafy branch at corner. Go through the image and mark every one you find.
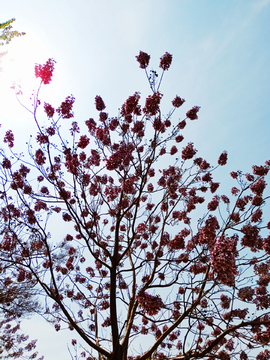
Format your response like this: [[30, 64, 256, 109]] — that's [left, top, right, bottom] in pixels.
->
[[0, 18, 25, 46]]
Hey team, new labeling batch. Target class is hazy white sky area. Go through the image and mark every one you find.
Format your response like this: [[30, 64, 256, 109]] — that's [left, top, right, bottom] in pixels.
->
[[1, 1, 270, 359]]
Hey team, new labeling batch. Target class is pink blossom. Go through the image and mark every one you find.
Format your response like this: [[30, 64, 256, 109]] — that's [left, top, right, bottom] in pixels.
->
[[35, 149, 46, 165], [137, 292, 164, 316], [178, 120, 186, 129], [250, 178, 266, 196], [99, 112, 108, 122], [237, 287, 255, 302], [168, 229, 190, 251], [172, 96, 185, 108], [77, 135, 90, 149], [220, 295, 231, 309], [85, 118, 97, 134], [197, 322, 205, 331], [221, 195, 230, 204], [218, 151, 228, 166], [121, 92, 141, 116], [34, 201, 48, 211], [199, 160, 210, 170], [252, 165, 269, 176], [207, 196, 219, 211], [170, 145, 178, 155], [17, 269, 26, 282], [210, 182, 219, 193], [95, 96, 106, 111], [4, 130, 14, 148], [57, 95, 75, 119], [136, 51, 150, 69], [241, 224, 262, 251], [231, 187, 240, 195], [101, 317, 111, 327], [211, 234, 238, 286], [159, 52, 172, 71], [175, 135, 184, 143], [230, 171, 238, 179], [230, 212, 240, 223], [252, 195, 263, 206], [44, 102, 55, 117], [132, 121, 144, 137], [182, 143, 197, 160], [36, 133, 49, 144], [246, 173, 255, 181], [160, 148, 166, 155], [35, 58, 56, 84], [186, 106, 200, 120], [202, 172, 212, 182], [63, 213, 72, 222], [143, 92, 162, 116], [251, 209, 263, 223], [2, 158, 11, 169], [109, 118, 119, 131], [47, 127, 55, 136]]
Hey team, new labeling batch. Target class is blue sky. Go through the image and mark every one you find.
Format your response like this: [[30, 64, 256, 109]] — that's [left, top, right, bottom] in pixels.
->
[[1, 1, 270, 359]]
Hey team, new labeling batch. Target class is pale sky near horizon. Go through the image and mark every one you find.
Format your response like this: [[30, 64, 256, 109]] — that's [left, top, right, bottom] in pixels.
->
[[1, 1, 270, 359]]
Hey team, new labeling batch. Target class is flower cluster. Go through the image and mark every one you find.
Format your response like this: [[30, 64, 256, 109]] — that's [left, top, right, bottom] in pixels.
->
[[218, 151, 228, 166], [1, 51, 270, 360], [121, 92, 141, 121], [35, 58, 56, 84], [182, 143, 197, 160], [4, 130, 14, 148], [159, 52, 172, 71], [220, 294, 231, 309], [106, 142, 134, 171], [198, 216, 220, 246], [211, 235, 239, 286], [143, 92, 163, 116], [56, 95, 75, 119], [237, 286, 255, 302], [2, 158, 11, 169], [137, 292, 164, 316], [44, 102, 55, 118], [77, 135, 90, 149], [186, 106, 200, 120], [168, 228, 190, 251], [250, 178, 266, 196], [36, 133, 49, 144], [208, 196, 219, 211], [172, 96, 185, 108], [95, 96, 106, 111], [241, 224, 262, 252], [136, 51, 150, 69], [252, 165, 269, 176], [35, 149, 46, 165]]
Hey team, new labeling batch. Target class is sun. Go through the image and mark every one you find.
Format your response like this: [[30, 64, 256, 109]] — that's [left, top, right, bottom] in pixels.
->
[[0, 32, 51, 122]]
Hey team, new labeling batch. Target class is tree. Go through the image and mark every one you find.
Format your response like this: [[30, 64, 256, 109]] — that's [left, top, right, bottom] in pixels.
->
[[0, 19, 26, 46], [0, 18, 26, 73], [0, 278, 42, 359], [0, 52, 270, 360], [0, 226, 42, 359], [0, 18, 41, 359]]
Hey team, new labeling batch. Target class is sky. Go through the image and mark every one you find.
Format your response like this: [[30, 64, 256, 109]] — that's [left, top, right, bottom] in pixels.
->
[[1, 0, 270, 359]]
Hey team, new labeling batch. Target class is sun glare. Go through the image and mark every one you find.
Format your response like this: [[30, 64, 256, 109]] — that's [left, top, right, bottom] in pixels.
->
[[0, 33, 50, 121]]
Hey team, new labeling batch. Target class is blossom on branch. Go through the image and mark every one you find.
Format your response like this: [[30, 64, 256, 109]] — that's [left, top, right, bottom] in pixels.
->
[[35, 58, 56, 84], [159, 52, 172, 71], [56, 95, 75, 119], [1, 51, 270, 360], [186, 106, 200, 120], [136, 51, 150, 69], [172, 96, 185, 108], [137, 292, 165, 316]]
